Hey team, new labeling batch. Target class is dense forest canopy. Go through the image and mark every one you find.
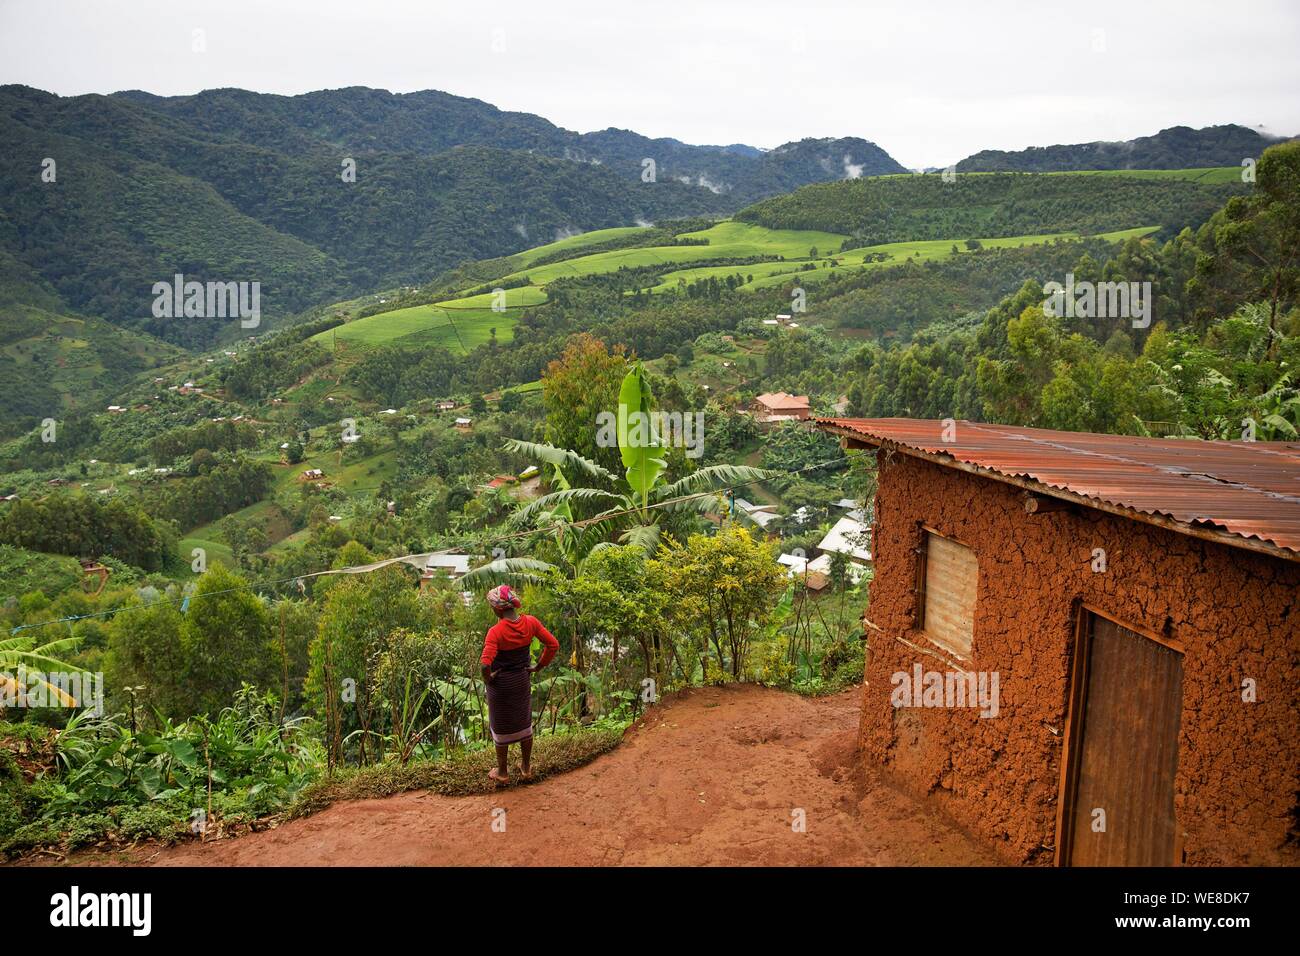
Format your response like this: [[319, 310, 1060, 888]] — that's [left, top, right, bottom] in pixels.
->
[[956, 123, 1282, 172]]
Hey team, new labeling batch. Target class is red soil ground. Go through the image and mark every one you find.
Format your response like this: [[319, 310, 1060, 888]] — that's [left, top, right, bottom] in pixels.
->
[[48, 684, 998, 866]]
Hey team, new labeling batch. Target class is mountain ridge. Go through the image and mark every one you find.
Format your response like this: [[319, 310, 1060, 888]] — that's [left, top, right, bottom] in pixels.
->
[[956, 123, 1289, 172]]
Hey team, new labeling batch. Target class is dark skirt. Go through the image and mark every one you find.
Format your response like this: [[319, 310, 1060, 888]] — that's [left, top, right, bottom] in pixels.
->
[[486, 647, 533, 744]]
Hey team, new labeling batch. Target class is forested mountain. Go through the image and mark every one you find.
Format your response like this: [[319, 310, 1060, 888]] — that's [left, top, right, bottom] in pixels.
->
[[0, 85, 908, 349], [956, 124, 1288, 172], [734, 170, 1246, 245], [0, 86, 733, 348], [113, 86, 907, 199]]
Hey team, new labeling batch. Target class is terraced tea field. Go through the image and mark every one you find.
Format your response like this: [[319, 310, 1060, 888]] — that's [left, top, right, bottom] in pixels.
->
[[316, 216, 1162, 352]]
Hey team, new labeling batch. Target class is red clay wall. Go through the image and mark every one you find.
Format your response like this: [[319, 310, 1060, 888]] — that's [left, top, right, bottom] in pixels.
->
[[861, 450, 1300, 866]]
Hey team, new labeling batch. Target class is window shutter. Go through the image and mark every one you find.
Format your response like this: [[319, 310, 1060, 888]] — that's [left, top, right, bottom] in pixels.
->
[[922, 532, 978, 658]]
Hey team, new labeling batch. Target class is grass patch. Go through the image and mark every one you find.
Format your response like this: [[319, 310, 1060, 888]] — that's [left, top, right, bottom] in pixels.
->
[[313, 287, 539, 352], [651, 226, 1160, 293], [1047, 166, 1242, 184], [287, 725, 624, 819]]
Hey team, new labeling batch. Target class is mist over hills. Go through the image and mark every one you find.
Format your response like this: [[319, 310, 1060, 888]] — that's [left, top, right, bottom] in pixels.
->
[[0, 82, 1284, 360], [0, 84, 907, 349]]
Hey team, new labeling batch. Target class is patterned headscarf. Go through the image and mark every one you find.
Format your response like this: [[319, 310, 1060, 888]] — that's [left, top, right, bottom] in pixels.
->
[[487, 584, 521, 612]]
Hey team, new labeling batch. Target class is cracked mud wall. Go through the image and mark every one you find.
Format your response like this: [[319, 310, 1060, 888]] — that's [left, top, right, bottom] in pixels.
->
[[860, 450, 1299, 866]]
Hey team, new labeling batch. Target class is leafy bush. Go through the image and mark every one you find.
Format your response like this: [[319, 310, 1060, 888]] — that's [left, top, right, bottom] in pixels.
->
[[1, 686, 323, 856]]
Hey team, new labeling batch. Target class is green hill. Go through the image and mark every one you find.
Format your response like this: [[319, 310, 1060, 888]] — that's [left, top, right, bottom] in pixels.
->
[[319, 165, 1231, 355], [733, 170, 1245, 245], [956, 124, 1289, 172], [0, 86, 731, 349]]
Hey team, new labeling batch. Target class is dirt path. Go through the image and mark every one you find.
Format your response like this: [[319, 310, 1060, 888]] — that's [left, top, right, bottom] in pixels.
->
[[68, 685, 997, 866]]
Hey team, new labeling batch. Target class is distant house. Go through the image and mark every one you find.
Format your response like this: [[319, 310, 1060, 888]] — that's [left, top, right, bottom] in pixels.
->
[[46, 478, 69, 486], [420, 553, 475, 588], [454, 417, 473, 431], [105, 405, 125, 413], [302, 468, 324, 481], [776, 553, 829, 590], [733, 498, 780, 529], [1, 494, 19, 502], [816, 515, 873, 565], [753, 392, 811, 423], [436, 400, 459, 412], [481, 475, 517, 491]]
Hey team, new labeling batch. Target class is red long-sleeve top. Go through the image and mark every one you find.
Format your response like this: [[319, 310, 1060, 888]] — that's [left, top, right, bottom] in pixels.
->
[[480, 614, 560, 668]]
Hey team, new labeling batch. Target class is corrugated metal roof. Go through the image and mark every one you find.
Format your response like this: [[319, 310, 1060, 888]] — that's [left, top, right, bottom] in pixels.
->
[[816, 418, 1300, 561]]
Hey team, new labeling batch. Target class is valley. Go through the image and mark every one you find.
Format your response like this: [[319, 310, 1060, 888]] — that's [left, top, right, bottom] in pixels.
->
[[0, 78, 1295, 870]]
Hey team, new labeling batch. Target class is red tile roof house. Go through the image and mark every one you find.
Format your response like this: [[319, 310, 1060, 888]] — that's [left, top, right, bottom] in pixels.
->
[[816, 417, 1300, 867], [752, 391, 811, 423]]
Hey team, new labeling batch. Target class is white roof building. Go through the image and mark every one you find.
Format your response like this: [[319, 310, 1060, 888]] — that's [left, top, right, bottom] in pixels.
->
[[423, 553, 473, 578], [817, 516, 873, 564], [777, 553, 810, 574]]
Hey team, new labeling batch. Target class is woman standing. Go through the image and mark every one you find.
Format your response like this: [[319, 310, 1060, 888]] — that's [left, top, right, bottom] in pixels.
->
[[480, 584, 559, 785]]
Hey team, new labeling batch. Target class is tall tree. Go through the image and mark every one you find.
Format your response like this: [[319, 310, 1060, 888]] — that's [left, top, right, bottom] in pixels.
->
[[542, 333, 629, 474]]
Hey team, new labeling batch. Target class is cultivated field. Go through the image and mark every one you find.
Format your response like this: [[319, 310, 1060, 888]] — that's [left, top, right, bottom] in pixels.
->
[[313, 209, 1166, 352]]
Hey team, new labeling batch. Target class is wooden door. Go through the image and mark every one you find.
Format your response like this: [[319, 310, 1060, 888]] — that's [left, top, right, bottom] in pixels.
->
[[1060, 613, 1183, 866]]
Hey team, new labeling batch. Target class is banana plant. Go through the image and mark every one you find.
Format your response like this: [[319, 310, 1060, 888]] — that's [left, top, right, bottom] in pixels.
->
[[463, 361, 774, 590], [0, 628, 82, 709]]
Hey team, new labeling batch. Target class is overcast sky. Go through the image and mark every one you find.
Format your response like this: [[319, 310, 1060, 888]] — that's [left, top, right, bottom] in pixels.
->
[[2, 0, 1297, 168]]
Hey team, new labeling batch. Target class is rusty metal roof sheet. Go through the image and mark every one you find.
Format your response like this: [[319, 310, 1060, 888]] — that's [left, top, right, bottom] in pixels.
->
[[816, 418, 1300, 561]]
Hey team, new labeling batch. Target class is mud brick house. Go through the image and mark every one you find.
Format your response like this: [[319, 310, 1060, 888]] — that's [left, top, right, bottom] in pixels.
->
[[816, 417, 1300, 867]]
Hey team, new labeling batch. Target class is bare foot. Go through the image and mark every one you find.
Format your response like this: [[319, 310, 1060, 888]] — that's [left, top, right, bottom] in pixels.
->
[[520, 768, 533, 782], [488, 767, 509, 786]]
